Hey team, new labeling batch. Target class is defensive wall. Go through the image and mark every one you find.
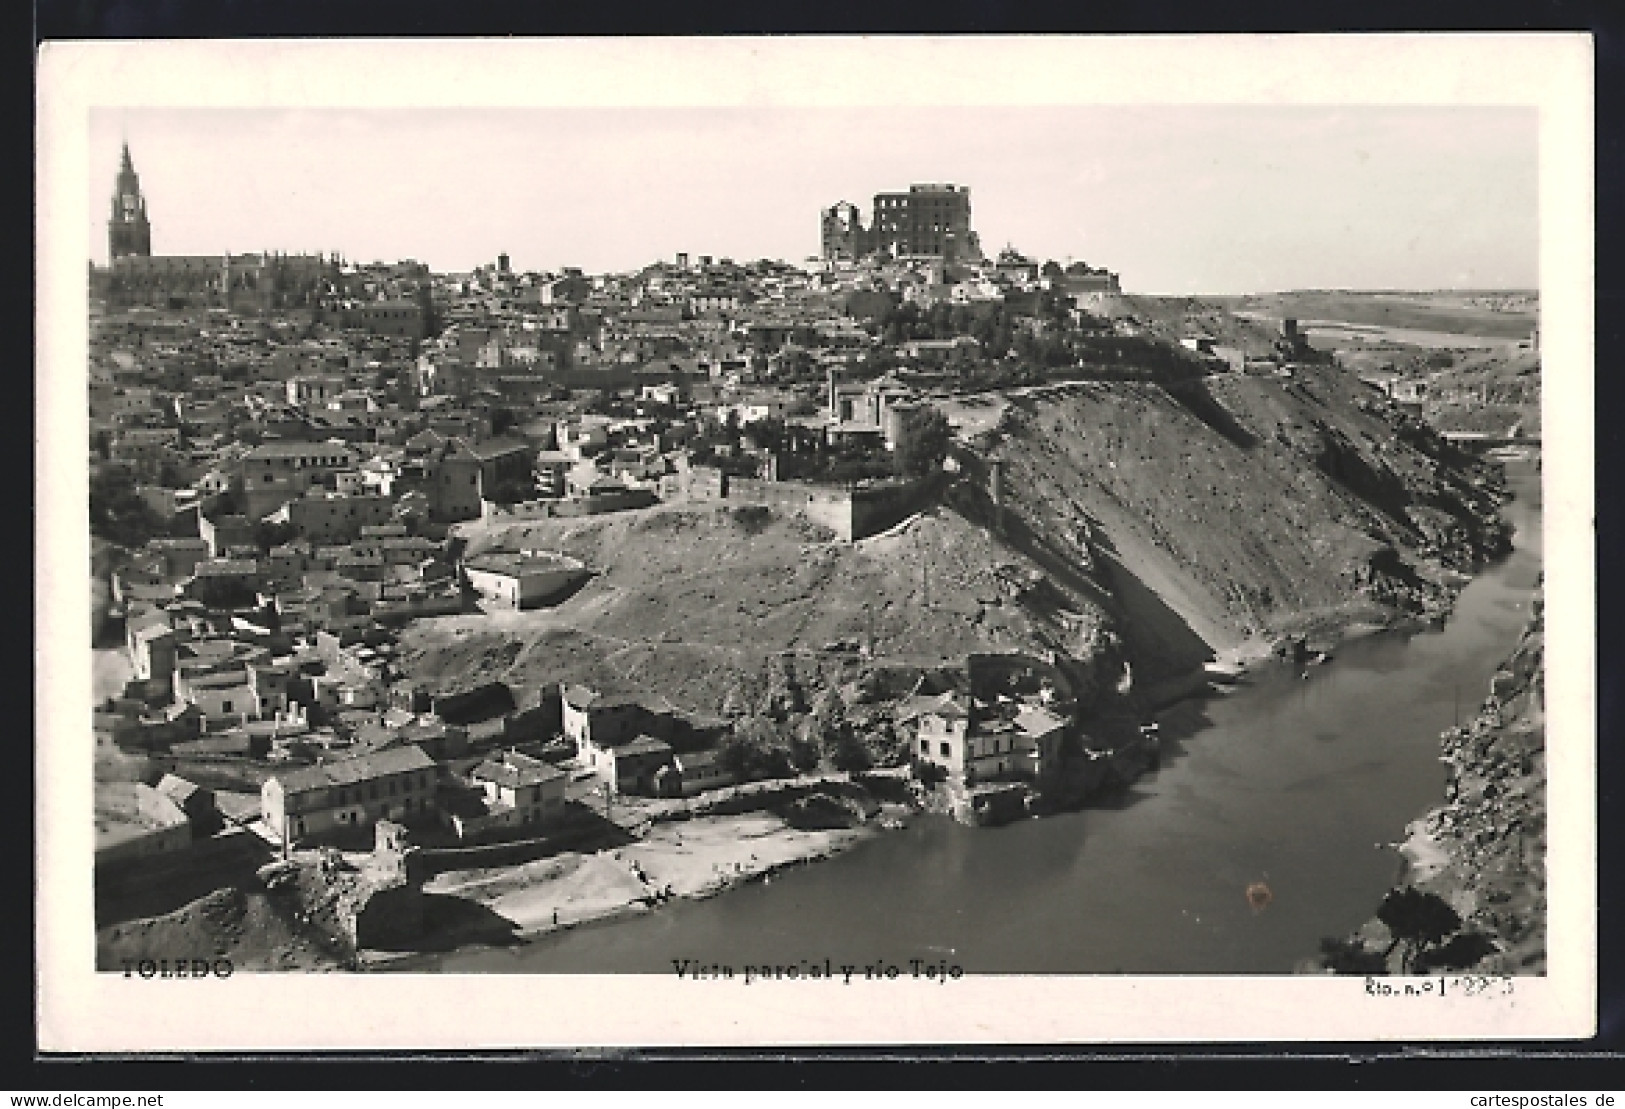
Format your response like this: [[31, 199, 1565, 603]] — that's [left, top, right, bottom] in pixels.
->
[[479, 488, 659, 524], [95, 825, 270, 892], [668, 469, 946, 542], [478, 469, 944, 542], [370, 593, 466, 625]]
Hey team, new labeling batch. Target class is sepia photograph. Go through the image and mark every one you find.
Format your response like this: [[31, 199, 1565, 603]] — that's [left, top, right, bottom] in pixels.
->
[[37, 35, 1594, 1049]]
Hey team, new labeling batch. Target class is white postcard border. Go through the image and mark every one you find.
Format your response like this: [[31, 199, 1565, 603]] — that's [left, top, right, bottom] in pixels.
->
[[37, 33, 1596, 1050]]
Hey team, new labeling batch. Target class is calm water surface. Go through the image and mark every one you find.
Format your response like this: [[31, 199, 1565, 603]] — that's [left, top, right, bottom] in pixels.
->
[[423, 461, 1542, 974]]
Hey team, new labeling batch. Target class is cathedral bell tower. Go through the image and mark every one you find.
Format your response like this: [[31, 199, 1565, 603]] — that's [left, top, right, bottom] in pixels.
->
[[108, 143, 152, 259]]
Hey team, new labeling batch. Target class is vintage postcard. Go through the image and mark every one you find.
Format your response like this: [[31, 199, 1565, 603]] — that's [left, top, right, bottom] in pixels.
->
[[36, 35, 1595, 1050]]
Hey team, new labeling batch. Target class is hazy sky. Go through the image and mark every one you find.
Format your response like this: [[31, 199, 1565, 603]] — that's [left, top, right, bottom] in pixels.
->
[[89, 106, 1537, 295]]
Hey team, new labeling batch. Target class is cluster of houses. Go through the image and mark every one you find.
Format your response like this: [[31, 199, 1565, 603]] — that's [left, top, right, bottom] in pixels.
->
[[102, 628, 1084, 858], [253, 679, 739, 849], [92, 244, 1136, 871], [90, 232, 1152, 566]]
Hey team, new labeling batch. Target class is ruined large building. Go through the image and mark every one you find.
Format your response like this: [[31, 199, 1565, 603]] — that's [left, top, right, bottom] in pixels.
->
[[821, 183, 985, 264]]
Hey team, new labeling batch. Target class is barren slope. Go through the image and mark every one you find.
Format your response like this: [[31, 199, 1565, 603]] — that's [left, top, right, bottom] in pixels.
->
[[402, 501, 1119, 716], [402, 362, 1505, 721], [981, 364, 1508, 677]]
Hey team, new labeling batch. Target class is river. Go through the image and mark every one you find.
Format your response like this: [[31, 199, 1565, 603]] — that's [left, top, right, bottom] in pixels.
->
[[421, 459, 1542, 975]]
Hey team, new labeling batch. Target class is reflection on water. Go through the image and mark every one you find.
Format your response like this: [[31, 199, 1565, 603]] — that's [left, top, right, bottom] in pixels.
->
[[423, 462, 1542, 975]]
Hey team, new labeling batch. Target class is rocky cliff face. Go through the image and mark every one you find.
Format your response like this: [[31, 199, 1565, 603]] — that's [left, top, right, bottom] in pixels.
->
[[983, 367, 1510, 684], [1317, 586, 1546, 975], [404, 359, 1508, 765], [1416, 588, 1546, 973]]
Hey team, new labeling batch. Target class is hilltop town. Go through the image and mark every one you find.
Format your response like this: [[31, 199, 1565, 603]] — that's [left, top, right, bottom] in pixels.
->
[[89, 152, 1530, 969]]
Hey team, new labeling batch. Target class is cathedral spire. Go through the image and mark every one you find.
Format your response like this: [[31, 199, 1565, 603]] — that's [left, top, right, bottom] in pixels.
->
[[109, 142, 151, 260]]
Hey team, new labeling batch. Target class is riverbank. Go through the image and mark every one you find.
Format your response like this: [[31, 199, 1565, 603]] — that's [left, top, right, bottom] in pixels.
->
[[370, 812, 882, 967], [1310, 584, 1546, 976], [379, 574, 1500, 965]]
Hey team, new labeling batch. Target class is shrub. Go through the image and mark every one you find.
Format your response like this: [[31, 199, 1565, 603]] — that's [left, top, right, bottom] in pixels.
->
[[730, 505, 773, 535], [911, 759, 948, 787], [828, 734, 872, 773], [1378, 886, 1464, 971], [789, 737, 822, 773], [894, 407, 954, 479]]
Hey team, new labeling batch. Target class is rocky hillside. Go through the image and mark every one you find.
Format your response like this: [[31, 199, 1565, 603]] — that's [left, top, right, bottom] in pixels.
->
[[402, 498, 1124, 725], [1316, 587, 1546, 975], [978, 363, 1510, 682], [97, 886, 344, 973], [400, 358, 1509, 745], [1106, 294, 1289, 358]]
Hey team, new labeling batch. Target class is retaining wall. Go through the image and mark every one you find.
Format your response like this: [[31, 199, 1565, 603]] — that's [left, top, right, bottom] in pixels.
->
[[481, 489, 659, 523], [850, 474, 946, 539], [669, 473, 941, 543], [728, 478, 856, 540], [94, 826, 269, 892], [411, 818, 611, 878]]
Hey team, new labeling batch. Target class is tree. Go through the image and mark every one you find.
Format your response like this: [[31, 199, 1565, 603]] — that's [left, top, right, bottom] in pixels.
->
[[254, 518, 299, 553], [718, 734, 759, 782], [894, 406, 954, 479], [828, 732, 872, 773], [490, 406, 520, 436], [789, 734, 822, 773], [777, 348, 815, 382], [912, 759, 948, 787], [1377, 886, 1463, 971], [756, 746, 796, 780], [746, 416, 787, 454], [89, 466, 166, 548]]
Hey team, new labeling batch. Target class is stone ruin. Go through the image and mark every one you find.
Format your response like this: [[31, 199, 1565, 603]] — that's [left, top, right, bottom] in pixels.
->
[[348, 820, 426, 951], [255, 820, 426, 956]]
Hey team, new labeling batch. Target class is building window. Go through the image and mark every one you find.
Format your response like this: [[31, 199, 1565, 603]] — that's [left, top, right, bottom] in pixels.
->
[[920, 738, 929, 755], [939, 741, 950, 758]]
